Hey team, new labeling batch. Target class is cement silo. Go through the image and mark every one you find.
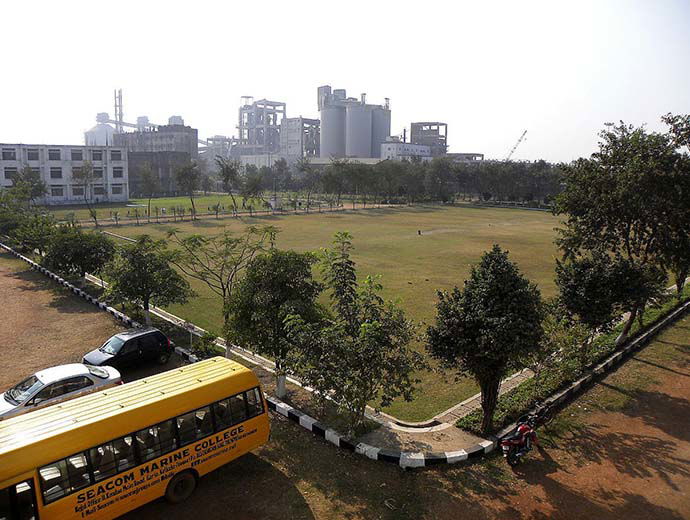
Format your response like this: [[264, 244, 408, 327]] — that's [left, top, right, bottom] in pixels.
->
[[371, 104, 391, 159], [84, 113, 115, 146], [320, 105, 346, 158], [345, 103, 372, 158], [318, 85, 391, 159]]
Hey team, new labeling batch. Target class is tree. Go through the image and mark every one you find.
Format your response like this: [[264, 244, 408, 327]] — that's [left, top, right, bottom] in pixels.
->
[[225, 249, 324, 398], [215, 156, 242, 213], [139, 163, 160, 223], [175, 161, 201, 219], [287, 232, 424, 432], [554, 121, 680, 342], [13, 213, 56, 257], [241, 166, 265, 206], [43, 227, 115, 279], [104, 235, 193, 325], [167, 225, 277, 329], [201, 175, 214, 196], [555, 254, 619, 366], [11, 165, 47, 207], [427, 245, 543, 434], [297, 157, 321, 212], [72, 160, 99, 226]]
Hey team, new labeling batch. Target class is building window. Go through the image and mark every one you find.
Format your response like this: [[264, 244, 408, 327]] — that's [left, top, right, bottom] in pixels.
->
[[72, 166, 82, 177], [110, 150, 122, 161], [48, 149, 61, 160], [91, 150, 103, 161], [113, 167, 123, 178], [71, 150, 83, 161], [31, 167, 40, 175], [50, 186, 64, 197], [93, 186, 105, 196], [72, 186, 84, 197], [3, 167, 18, 180], [93, 167, 103, 178], [2, 148, 16, 160], [50, 167, 62, 179], [111, 184, 123, 195], [27, 149, 39, 161]]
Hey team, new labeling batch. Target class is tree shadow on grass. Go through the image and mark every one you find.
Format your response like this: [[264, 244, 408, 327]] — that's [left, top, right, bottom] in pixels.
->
[[8, 269, 104, 315]]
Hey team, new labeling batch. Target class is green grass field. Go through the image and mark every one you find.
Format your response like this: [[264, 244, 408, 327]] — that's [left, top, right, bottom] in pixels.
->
[[105, 204, 561, 421], [45, 193, 340, 222]]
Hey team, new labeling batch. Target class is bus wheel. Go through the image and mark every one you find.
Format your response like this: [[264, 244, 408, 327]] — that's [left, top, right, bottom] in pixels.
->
[[165, 471, 197, 504]]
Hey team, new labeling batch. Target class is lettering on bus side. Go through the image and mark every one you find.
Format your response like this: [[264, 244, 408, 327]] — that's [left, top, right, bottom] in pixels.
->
[[73, 425, 258, 516]]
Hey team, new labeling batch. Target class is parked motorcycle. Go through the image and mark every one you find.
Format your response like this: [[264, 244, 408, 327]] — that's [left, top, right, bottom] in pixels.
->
[[500, 403, 554, 466]]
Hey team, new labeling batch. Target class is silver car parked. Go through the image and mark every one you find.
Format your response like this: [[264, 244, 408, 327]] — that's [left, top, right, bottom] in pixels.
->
[[0, 364, 121, 420]]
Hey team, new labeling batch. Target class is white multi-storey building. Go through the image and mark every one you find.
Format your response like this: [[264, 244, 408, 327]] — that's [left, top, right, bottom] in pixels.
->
[[380, 138, 432, 162], [0, 143, 129, 205]]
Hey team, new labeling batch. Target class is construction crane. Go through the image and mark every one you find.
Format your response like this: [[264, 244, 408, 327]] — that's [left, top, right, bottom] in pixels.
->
[[505, 130, 527, 161]]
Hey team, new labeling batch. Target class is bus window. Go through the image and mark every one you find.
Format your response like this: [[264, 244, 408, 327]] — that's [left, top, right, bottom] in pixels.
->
[[1, 486, 10, 520], [14, 480, 36, 520], [135, 420, 178, 462], [212, 400, 232, 430], [0, 480, 37, 520], [40, 453, 92, 504], [176, 406, 213, 446], [228, 394, 247, 424], [246, 388, 263, 418], [112, 436, 136, 472], [89, 442, 117, 482]]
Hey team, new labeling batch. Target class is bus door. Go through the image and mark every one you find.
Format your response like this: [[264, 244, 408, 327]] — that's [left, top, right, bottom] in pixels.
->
[[0, 479, 38, 520]]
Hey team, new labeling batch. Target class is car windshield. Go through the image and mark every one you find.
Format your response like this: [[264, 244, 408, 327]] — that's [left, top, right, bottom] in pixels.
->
[[6, 375, 43, 404], [100, 336, 125, 355]]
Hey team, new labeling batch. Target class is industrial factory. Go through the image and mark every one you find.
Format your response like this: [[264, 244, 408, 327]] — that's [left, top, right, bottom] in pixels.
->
[[1, 84, 483, 204]]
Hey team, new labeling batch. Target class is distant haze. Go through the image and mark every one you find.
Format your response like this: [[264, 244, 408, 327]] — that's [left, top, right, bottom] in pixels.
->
[[0, 0, 688, 162]]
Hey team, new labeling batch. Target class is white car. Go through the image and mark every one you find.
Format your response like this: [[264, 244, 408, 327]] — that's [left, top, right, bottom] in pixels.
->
[[0, 364, 122, 420]]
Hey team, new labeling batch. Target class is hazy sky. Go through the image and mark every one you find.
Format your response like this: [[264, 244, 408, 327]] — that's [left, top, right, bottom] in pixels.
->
[[1, 0, 688, 162]]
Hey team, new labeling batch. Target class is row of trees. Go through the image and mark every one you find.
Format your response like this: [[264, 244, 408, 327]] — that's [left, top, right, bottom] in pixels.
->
[[208, 156, 563, 211]]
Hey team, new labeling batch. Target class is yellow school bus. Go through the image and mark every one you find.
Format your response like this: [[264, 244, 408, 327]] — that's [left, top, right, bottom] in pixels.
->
[[0, 357, 270, 519]]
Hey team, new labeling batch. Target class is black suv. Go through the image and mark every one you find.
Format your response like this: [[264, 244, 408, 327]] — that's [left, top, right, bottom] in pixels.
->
[[82, 328, 173, 370]]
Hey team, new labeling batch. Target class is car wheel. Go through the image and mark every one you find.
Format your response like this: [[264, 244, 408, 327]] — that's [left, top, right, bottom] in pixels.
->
[[165, 471, 197, 504], [157, 352, 171, 365]]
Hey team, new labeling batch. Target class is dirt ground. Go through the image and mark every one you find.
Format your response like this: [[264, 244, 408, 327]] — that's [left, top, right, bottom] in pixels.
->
[[0, 252, 126, 388]]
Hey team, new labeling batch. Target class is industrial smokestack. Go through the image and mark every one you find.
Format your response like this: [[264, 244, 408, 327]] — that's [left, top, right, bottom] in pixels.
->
[[361, 93, 366, 104]]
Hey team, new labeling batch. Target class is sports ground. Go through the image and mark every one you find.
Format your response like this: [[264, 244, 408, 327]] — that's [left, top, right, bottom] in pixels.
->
[[108, 203, 561, 421]]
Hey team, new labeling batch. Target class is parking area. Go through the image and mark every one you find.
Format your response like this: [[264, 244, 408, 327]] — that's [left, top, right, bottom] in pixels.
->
[[0, 251, 184, 390]]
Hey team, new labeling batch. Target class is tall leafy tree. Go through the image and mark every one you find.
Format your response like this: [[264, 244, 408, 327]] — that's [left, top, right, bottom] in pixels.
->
[[104, 235, 193, 325], [554, 122, 679, 342], [167, 225, 277, 328], [215, 156, 242, 213], [138, 163, 160, 223], [13, 213, 56, 257], [226, 249, 323, 397], [175, 161, 201, 218], [11, 165, 47, 208], [288, 232, 424, 433], [427, 245, 543, 434], [43, 227, 115, 279], [72, 160, 99, 226]]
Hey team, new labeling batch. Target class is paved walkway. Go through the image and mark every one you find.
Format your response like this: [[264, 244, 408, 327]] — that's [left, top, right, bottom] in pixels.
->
[[436, 368, 534, 424]]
